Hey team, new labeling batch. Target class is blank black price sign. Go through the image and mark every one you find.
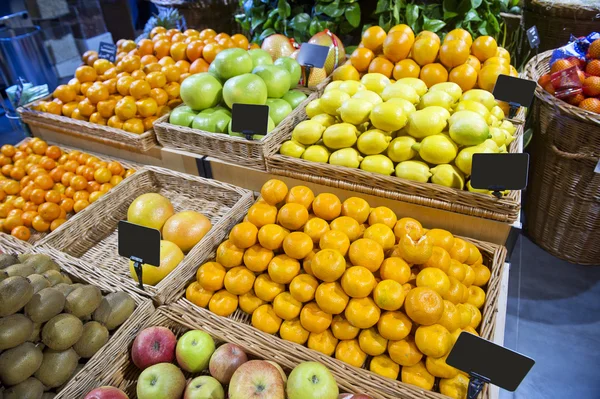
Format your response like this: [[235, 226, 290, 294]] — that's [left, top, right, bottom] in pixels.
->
[[447, 332, 535, 392], [118, 220, 160, 266], [493, 75, 537, 110], [296, 43, 330, 68], [471, 153, 529, 192], [231, 103, 270, 138], [98, 42, 117, 63]]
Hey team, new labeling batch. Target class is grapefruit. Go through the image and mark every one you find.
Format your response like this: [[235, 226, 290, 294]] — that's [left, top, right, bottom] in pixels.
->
[[127, 193, 174, 230], [282, 90, 307, 109], [266, 98, 293, 126], [212, 48, 253, 79], [252, 65, 291, 98], [249, 49, 274, 68], [162, 210, 212, 252], [129, 240, 184, 285], [308, 30, 346, 75], [274, 57, 302, 87], [180, 73, 222, 110], [223, 73, 268, 108], [261, 34, 295, 61]]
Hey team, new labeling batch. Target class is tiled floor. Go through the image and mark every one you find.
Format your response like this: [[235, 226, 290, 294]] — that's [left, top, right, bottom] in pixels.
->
[[501, 234, 600, 399]]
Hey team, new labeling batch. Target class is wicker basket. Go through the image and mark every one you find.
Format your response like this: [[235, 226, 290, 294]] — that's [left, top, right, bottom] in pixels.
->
[[152, 0, 241, 34], [56, 305, 395, 399], [37, 166, 254, 304], [0, 138, 138, 246], [524, 50, 600, 265], [523, 0, 600, 53], [17, 97, 158, 152], [0, 240, 155, 398], [164, 198, 507, 399], [153, 90, 321, 170], [266, 108, 525, 224]]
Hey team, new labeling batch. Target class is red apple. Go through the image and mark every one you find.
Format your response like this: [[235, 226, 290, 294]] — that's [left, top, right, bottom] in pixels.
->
[[209, 343, 248, 384], [229, 360, 285, 399], [84, 386, 129, 399], [131, 326, 177, 370], [339, 395, 373, 399], [265, 361, 287, 384]]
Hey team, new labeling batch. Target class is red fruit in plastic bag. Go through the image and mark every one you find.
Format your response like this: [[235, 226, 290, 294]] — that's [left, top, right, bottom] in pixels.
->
[[551, 66, 583, 99], [566, 56, 586, 69]]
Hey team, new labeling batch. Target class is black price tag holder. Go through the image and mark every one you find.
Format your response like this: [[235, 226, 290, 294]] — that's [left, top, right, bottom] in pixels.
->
[[296, 43, 330, 88], [492, 75, 537, 120], [98, 42, 117, 63], [118, 220, 161, 291], [527, 25, 540, 56], [231, 103, 270, 141], [471, 153, 529, 199], [447, 332, 535, 399]]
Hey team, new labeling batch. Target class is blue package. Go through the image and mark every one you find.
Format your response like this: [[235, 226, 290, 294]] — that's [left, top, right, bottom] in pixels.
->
[[550, 32, 600, 65]]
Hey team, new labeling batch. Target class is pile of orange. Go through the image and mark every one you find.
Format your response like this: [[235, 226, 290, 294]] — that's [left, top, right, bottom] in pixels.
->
[[337, 25, 517, 92], [186, 179, 492, 398], [36, 27, 255, 133], [0, 138, 134, 241], [537, 38, 600, 113]]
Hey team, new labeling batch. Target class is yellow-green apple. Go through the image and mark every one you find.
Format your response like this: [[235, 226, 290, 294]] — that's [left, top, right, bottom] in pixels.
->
[[287, 362, 338, 399], [229, 360, 285, 399], [176, 330, 215, 372], [137, 363, 185, 399], [184, 376, 224, 399], [209, 343, 248, 384], [131, 327, 176, 370], [266, 361, 287, 385], [84, 386, 129, 399]]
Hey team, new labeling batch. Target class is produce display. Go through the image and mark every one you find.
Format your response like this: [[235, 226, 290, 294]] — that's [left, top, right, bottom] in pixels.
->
[[34, 27, 255, 133], [168, 47, 308, 137], [0, 139, 134, 241], [126, 193, 211, 286], [538, 37, 600, 113], [187, 179, 492, 397], [84, 324, 367, 399], [340, 26, 517, 92], [279, 76, 516, 192], [0, 253, 136, 398]]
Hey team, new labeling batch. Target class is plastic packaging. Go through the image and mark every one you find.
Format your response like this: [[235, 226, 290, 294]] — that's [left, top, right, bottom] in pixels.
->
[[550, 32, 600, 65], [550, 66, 582, 99]]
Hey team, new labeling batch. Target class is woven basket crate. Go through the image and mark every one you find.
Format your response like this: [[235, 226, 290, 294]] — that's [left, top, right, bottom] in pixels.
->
[[154, 90, 320, 170], [56, 305, 397, 399], [0, 239, 155, 397], [0, 138, 138, 246], [17, 97, 158, 152], [165, 200, 507, 399], [524, 50, 600, 265], [37, 166, 254, 304], [266, 109, 525, 224]]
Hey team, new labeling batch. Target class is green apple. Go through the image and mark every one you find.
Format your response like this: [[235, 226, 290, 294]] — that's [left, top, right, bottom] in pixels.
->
[[175, 330, 215, 373], [266, 98, 292, 126], [184, 376, 224, 399], [169, 106, 196, 127], [287, 362, 339, 399], [137, 363, 185, 399]]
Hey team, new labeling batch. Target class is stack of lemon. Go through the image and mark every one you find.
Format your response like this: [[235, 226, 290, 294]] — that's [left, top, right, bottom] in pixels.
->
[[336, 25, 517, 93], [279, 75, 517, 193], [186, 179, 492, 398]]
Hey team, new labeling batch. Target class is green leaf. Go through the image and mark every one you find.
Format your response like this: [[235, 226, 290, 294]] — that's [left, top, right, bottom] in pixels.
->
[[263, 18, 273, 29], [345, 3, 361, 27], [393, 0, 400, 24], [444, 10, 459, 19], [471, 0, 483, 8], [423, 16, 446, 33], [487, 14, 500, 36], [309, 19, 321, 36], [457, 0, 471, 13], [464, 9, 481, 22], [277, 0, 291, 18], [443, 0, 458, 12], [251, 16, 267, 31], [259, 28, 276, 41], [289, 13, 310, 31], [323, 0, 344, 18], [406, 4, 419, 29], [477, 21, 488, 36], [375, 0, 389, 14]]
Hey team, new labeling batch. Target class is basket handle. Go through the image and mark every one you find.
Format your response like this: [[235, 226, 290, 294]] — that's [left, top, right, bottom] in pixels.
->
[[550, 144, 598, 161]]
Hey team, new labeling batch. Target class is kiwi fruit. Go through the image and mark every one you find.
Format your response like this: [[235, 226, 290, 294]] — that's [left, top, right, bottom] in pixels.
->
[[18, 254, 33, 263], [0, 314, 34, 350], [25, 288, 66, 323], [23, 255, 60, 274], [3, 377, 44, 399], [27, 274, 50, 294], [34, 347, 79, 388], [61, 273, 73, 284], [53, 283, 79, 297], [73, 321, 109, 358], [4, 264, 35, 278], [0, 254, 19, 269], [0, 270, 8, 282], [41, 314, 83, 351], [28, 322, 42, 342], [0, 276, 34, 316], [93, 292, 136, 330], [0, 342, 43, 386], [65, 285, 102, 318], [41, 270, 63, 286]]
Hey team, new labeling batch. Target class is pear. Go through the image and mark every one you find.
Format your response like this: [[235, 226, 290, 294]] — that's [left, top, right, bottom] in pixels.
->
[[395, 160, 432, 183], [455, 144, 496, 175], [381, 83, 419, 104], [322, 123, 358, 149], [338, 98, 373, 125], [360, 155, 395, 175], [302, 145, 330, 163], [311, 113, 337, 128], [460, 89, 496, 110], [280, 140, 306, 158], [329, 148, 363, 168], [428, 82, 463, 102], [407, 108, 449, 139], [387, 136, 417, 162], [291, 120, 325, 145], [357, 130, 392, 155], [395, 78, 428, 96], [430, 164, 465, 189], [411, 135, 458, 165], [449, 111, 490, 146], [418, 91, 455, 110]]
